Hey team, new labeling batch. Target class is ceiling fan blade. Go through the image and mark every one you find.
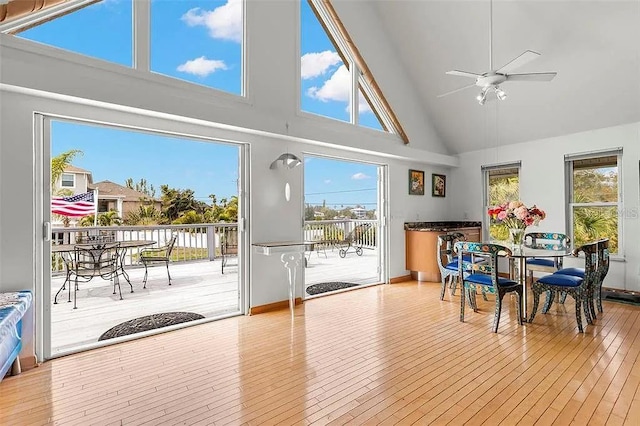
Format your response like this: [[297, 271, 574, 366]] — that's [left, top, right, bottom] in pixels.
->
[[445, 70, 482, 79], [496, 50, 540, 74], [506, 72, 557, 82], [437, 83, 477, 98]]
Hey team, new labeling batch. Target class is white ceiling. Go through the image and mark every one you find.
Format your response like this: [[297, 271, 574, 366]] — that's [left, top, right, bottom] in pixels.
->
[[372, 0, 640, 154]]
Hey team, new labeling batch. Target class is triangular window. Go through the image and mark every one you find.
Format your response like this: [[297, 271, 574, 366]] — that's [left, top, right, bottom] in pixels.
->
[[300, 0, 408, 143]]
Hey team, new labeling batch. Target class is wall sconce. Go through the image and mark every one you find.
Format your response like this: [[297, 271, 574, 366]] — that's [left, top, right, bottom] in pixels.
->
[[270, 153, 302, 170], [270, 153, 301, 202]]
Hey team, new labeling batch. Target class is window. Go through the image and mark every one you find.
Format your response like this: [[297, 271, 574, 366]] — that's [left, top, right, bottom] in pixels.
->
[[566, 151, 621, 254], [482, 163, 520, 241], [3, 0, 244, 96], [151, 0, 244, 95], [12, 1, 134, 67], [61, 173, 75, 188], [300, 0, 407, 142]]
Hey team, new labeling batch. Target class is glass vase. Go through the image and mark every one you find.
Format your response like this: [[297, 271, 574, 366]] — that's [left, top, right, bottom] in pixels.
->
[[509, 228, 526, 251]]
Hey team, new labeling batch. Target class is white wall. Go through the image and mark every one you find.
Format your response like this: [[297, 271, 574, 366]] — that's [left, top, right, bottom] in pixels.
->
[[450, 122, 640, 291], [0, 0, 458, 361]]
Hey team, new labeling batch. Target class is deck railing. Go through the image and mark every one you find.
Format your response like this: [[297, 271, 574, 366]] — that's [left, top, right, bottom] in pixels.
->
[[51, 223, 237, 273], [51, 220, 378, 273], [303, 219, 378, 249]]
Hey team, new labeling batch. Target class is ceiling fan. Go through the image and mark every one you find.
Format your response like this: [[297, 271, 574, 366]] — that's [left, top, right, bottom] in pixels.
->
[[438, 0, 557, 104]]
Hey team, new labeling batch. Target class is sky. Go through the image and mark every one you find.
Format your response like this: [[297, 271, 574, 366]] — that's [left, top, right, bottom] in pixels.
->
[[24, 0, 381, 209]]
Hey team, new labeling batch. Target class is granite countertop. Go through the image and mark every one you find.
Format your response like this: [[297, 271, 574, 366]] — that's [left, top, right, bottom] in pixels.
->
[[404, 221, 482, 231]]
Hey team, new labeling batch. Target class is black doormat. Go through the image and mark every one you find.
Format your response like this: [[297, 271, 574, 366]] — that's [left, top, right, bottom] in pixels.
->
[[306, 282, 359, 295], [602, 290, 640, 306], [99, 312, 205, 341]]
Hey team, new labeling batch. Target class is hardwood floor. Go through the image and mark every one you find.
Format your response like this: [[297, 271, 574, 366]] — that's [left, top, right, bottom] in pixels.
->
[[2, 280, 639, 425]]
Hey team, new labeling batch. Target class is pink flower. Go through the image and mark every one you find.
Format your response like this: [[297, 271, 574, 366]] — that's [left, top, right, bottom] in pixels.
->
[[514, 206, 528, 220], [497, 211, 508, 220]]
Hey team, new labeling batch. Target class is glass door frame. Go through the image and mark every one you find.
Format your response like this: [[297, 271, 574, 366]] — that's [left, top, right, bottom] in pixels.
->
[[35, 113, 249, 360]]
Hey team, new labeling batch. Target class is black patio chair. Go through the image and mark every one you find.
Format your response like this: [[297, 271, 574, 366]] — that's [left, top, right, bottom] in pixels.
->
[[221, 228, 238, 274], [337, 223, 370, 258], [140, 235, 177, 288], [71, 242, 121, 309]]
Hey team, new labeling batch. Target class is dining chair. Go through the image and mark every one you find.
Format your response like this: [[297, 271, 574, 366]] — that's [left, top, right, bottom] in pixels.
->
[[140, 235, 178, 288], [524, 232, 570, 282], [455, 242, 523, 333], [437, 233, 487, 301], [437, 233, 465, 300], [594, 238, 610, 314], [72, 242, 121, 309], [221, 228, 238, 274], [529, 241, 598, 332]]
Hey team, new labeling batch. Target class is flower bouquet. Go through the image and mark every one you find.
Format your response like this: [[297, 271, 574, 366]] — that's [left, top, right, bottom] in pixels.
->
[[488, 201, 546, 247]]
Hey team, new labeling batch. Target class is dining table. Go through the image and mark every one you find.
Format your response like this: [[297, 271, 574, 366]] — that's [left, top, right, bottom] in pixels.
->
[[51, 240, 156, 293]]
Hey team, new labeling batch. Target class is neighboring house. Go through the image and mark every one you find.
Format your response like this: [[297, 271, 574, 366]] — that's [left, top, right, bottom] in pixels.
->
[[52, 166, 160, 224], [90, 180, 161, 219], [53, 165, 92, 196], [350, 207, 367, 219], [313, 211, 325, 219]]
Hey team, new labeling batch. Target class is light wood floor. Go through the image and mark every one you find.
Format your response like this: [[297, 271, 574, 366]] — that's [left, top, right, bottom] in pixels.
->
[[2, 280, 639, 425]]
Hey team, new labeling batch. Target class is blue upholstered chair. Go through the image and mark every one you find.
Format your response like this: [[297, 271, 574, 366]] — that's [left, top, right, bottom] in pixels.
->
[[524, 232, 570, 282], [529, 241, 598, 333], [437, 233, 465, 300], [594, 239, 610, 314], [437, 233, 487, 302], [552, 238, 609, 319], [455, 242, 523, 333]]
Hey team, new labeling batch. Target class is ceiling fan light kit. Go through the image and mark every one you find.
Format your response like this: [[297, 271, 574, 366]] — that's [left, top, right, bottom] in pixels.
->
[[438, 0, 557, 105]]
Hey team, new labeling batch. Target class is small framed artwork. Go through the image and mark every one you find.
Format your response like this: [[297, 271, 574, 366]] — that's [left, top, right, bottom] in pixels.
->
[[432, 174, 446, 197], [408, 169, 425, 195]]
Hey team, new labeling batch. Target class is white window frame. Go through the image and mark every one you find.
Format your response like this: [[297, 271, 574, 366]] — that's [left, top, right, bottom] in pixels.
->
[[60, 173, 75, 188], [481, 162, 521, 241], [565, 149, 622, 255], [300, 0, 402, 138], [1, 0, 247, 99]]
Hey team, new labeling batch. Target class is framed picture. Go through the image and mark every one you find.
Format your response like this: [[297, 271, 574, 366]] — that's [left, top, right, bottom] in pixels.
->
[[408, 169, 425, 195], [432, 174, 446, 197]]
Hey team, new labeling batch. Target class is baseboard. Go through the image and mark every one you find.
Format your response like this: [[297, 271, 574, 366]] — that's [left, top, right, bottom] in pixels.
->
[[18, 355, 38, 372], [390, 275, 412, 284], [250, 297, 303, 315]]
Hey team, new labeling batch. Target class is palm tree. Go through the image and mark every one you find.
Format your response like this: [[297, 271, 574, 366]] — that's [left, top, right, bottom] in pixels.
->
[[51, 150, 82, 192], [51, 149, 83, 227]]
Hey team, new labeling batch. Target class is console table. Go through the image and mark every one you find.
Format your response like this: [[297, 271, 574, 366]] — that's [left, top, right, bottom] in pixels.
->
[[252, 242, 313, 317]]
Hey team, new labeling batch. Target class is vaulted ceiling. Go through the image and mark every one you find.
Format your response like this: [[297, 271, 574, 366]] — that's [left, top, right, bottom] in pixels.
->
[[373, 0, 640, 155]]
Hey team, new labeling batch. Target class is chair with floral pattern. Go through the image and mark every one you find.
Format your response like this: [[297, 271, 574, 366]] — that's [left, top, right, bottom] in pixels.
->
[[529, 241, 598, 333], [455, 242, 523, 333], [524, 232, 570, 282]]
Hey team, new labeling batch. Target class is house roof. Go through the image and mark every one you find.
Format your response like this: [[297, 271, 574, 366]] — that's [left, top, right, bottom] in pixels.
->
[[64, 165, 91, 174], [369, 0, 640, 154], [90, 180, 157, 202]]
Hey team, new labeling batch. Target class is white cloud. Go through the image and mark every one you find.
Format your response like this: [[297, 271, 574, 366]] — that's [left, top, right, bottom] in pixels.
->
[[181, 0, 242, 43], [324, 179, 331, 184], [307, 65, 373, 114], [177, 56, 227, 77], [301, 51, 341, 79], [352, 173, 370, 180], [307, 64, 349, 102]]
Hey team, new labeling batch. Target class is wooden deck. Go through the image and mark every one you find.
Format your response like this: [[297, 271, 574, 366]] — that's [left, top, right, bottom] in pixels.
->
[[50, 248, 379, 354], [4, 280, 640, 424]]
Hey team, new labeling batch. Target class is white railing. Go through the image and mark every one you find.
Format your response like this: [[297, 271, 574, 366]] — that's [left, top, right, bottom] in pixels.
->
[[51, 223, 237, 273], [303, 219, 378, 249], [51, 220, 378, 273]]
